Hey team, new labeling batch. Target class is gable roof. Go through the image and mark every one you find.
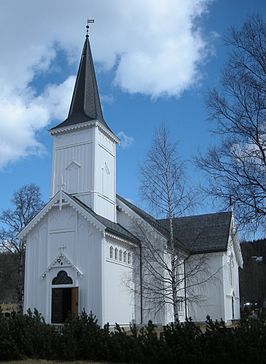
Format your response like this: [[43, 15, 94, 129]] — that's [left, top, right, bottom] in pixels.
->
[[18, 191, 139, 245], [117, 195, 232, 254], [50, 36, 113, 134], [18, 191, 106, 240], [158, 212, 232, 254]]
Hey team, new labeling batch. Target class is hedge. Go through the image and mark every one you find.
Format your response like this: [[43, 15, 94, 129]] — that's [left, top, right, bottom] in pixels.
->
[[0, 310, 266, 363]]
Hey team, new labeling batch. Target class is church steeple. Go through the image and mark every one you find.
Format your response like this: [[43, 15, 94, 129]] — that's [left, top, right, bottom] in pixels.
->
[[51, 34, 110, 131], [50, 26, 118, 222]]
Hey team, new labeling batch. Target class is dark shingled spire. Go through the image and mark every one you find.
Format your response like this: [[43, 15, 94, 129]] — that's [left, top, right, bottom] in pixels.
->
[[51, 36, 111, 131]]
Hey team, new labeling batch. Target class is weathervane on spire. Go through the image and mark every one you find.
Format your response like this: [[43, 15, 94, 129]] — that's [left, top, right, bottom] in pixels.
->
[[86, 18, 94, 37]]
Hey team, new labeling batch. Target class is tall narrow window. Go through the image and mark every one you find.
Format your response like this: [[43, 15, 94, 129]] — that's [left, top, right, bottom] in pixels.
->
[[119, 250, 122, 261], [177, 299, 183, 314], [123, 251, 127, 263], [115, 248, 118, 260], [128, 252, 131, 265], [110, 246, 113, 259]]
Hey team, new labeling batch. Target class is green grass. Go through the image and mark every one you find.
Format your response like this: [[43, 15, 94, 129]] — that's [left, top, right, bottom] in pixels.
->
[[0, 360, 110, 364]]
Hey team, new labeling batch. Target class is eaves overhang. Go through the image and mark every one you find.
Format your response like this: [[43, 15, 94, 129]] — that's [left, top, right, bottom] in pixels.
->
[[17, 191, 106, 241], [49, 119, 119, 144]]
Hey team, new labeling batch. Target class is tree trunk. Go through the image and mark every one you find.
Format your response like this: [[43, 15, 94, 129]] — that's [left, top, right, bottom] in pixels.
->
[[169, 216, 179, 322], [17, 251, 24, 313]]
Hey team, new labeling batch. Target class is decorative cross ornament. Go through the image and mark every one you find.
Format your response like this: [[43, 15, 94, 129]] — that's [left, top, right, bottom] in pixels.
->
[[86, 19, 94, 37], [59, 244, 66, 254]]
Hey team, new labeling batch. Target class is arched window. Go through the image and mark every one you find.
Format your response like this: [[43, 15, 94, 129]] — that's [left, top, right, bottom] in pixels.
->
[[123, 251, 127, 263], [115, 248, 118, 260], [110, 246, 113, 259], [128, 252, 132, 265], [52, 270, 73, 285], [119, 250, 122, 261]]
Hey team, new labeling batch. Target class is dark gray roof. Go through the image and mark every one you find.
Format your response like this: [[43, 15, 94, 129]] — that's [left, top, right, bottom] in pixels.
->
[[117, 195, 232, 254], [51, 36, 112, 133], [69, 194, 139, 245], [158, 212, 232, 254]]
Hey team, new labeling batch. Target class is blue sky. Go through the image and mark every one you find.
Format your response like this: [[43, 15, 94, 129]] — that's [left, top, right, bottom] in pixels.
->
[[0, 0, 265, 217]]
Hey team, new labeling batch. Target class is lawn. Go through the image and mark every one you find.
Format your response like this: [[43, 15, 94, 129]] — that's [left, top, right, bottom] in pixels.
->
[[0, 361, 110, 364]]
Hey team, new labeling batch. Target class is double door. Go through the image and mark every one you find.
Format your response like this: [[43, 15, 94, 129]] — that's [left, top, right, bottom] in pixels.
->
[[51, 287, 78, 323]]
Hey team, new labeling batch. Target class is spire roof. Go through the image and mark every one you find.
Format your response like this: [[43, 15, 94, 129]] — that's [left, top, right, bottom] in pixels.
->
[[51, 36, 111, 132]]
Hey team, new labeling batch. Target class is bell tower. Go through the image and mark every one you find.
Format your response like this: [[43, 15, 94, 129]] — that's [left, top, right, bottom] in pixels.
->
[[50, 26, 119, 222]]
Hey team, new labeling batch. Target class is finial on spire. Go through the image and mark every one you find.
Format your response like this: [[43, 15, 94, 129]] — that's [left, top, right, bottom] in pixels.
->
[[86, 18, 94, 37]]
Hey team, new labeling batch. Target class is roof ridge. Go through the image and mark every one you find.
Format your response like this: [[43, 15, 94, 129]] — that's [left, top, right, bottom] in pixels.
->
[[158, 210, 232, 223]]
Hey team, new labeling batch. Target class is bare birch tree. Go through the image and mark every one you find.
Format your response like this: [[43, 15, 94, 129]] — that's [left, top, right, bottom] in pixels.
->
[[196, 15, 266, 232], [139, 124, 195, 322], [0, 184, 44, 309], [133, 218, 213, 323]]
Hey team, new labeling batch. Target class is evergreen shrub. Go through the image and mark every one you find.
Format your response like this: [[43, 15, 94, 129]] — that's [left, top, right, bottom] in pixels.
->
[[0, 310, 266, 363]]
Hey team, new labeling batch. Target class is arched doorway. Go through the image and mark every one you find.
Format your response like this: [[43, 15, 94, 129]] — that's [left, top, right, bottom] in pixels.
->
[[51, 270, 78, 323]]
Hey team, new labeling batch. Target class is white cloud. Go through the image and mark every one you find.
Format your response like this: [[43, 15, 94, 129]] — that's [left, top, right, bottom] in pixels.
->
[[34, 77, 75, 122], [0, 77, 75, 169], [117, 131, 134, 149], [0, 0, 212, 168]]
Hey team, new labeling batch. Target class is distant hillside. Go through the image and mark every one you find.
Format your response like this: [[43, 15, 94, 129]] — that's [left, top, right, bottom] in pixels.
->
[[0, 252, 19, 303], [240, 239, 266, 307]]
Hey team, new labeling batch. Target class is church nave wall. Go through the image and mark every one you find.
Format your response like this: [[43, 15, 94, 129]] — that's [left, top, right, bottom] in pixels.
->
[[103, 238, 135, 325]]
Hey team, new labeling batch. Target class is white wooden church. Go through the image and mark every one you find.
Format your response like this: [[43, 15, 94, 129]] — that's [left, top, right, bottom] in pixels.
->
[[19, 33, 243, 326]]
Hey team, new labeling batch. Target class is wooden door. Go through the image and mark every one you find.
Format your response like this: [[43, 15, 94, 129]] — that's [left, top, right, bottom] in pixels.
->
[[71, 287, 78, 318], [52, 287, 71, 323]]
